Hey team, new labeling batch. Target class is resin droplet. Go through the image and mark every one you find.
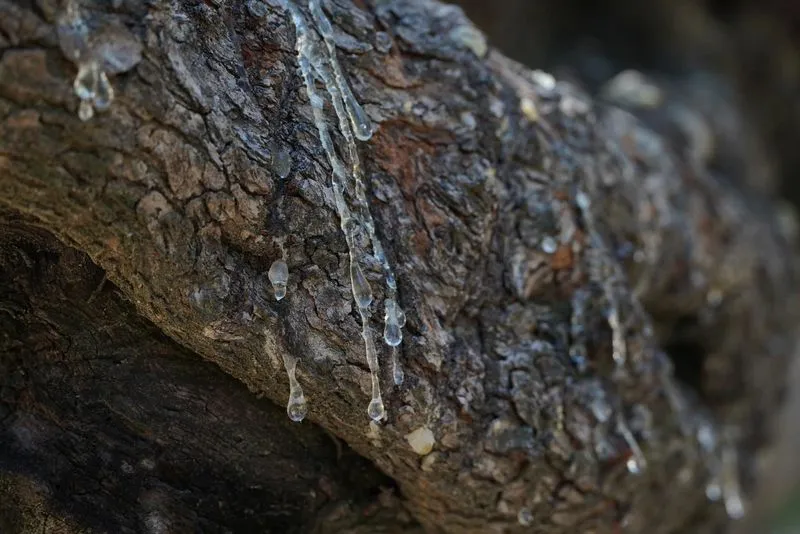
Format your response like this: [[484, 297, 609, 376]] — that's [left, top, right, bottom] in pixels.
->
[[607, 306, 627, 367], [78, 100, 94, 122], [383, 298, 402, 347], [350, 260, 372, 309], [395, 306, 406, 327], [91, 27, 143, 75], [706, 481, 722, 501], [517, 508, 534, 526], [282, 352, 306, 422], [368, 396, 385, 421], [272, 148, 292, 179], [696, 420, 717, 452], [345, 94, 373, 141], [283, 0, 398, 422], [307, 0, 373, 141], [307, 0, 334, 36], [617, 417, 646, 473], [287, 388, 307, 422], [449, 24, 488, 58], [575, 190, 591, 211], [541, 236, 558, 254], [391, 347, 404, 385], [93, 71, 114, 111], [56, 2, 89, 62], [721, 442, 745, 519], [268, 259, 289, 301], [589, 396, 612, 424], [601, 69, 663, 108], [725, 494, 744, 520], [626, 457, 641, 474], [74, 61, 99, 101], [362, 326, 384, 421], [532, 70, 556, 91]]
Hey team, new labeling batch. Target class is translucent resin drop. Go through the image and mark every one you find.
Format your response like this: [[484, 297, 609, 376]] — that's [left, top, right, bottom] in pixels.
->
[[269, 259, 289, 300]]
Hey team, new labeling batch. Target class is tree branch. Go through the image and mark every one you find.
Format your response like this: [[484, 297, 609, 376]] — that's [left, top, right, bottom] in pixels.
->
[[1, 0, 797, 532]]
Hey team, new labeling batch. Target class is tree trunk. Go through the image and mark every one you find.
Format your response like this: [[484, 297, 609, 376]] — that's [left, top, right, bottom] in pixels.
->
[[1, 1, 797, 533]]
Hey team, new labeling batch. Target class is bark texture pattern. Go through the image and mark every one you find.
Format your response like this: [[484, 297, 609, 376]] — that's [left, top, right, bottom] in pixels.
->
[[0, 0, 798, 533]]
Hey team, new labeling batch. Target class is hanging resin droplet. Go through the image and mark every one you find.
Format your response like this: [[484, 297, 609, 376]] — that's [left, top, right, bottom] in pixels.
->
[[361, 326, 385, 421], [268, 259, 289, 300], [607, 306, 627, 367], [391, 347, 404, 385], [78, 100, 94, 122], [626, 457, 641, 474], [721, 442, 745, 519], [345, 94, 373, 141], [307, 0, 374, 142], [57, 2, 90, 62], [93, 71, 114, 111], [724, 492, 745, 519], [287, 388, 307, 422], [696, 420, 717, 452], [272, 148, 292, 179], [350, 260, 373, 309], [589, 396, 612, 424], [282, 353, 307, 422], [517, 508, 534, 526], [384, 298, 404, 391], [91, 26, 143, 75], [368, 396, 385, 421], [706, 481, 722, 501], [395, 305, 406, 327], [617, 417, 647, 473], [73, 61, 99, 101], [307, 0, 334, 36], [283, 0, 400, 421], [575, 190, 591, 210], [383, 298, 402, 347], [541, 236, 558, 254]]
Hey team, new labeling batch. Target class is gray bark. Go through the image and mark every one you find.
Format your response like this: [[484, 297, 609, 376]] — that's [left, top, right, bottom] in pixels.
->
[[0, 0, 798, 533]]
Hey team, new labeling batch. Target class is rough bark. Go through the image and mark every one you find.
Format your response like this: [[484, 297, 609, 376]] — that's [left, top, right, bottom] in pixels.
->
[[0, 1, 798, 533], [0, 212, 420, 533]]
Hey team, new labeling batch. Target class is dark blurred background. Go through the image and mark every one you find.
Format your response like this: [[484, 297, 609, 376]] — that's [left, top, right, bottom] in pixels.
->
[[450, 1, 800, 532], [456, 0, 800, 204]]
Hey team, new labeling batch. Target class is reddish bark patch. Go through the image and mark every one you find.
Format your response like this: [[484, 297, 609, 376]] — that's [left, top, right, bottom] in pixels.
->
[[551, 244, 574, 270], [369, 120, 453, 197]]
